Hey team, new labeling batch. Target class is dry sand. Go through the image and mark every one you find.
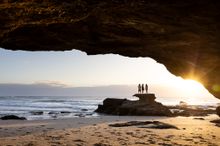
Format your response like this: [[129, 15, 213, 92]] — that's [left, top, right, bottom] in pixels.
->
[[0, 115, 219, 146]]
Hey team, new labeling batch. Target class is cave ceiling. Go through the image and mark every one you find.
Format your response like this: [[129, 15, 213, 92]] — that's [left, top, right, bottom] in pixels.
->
[[0, 0, 220, 99]]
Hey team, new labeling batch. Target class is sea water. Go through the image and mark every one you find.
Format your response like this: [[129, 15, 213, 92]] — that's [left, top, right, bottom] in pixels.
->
[[0, 96, 111, 120], [0, 96, 218, 120]]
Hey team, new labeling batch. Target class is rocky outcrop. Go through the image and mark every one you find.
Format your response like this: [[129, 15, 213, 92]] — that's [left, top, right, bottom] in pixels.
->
[[95, 98, 128, 115], [0, 115, 26, 120], [1, 1, 220, 99], [30, 111, 43, 115], [168, 106, 216, 117], [210, 119, 220, 127], [95, 94, 172, 116], [217, 106, 220, 117], [109, 121, 179, 129]]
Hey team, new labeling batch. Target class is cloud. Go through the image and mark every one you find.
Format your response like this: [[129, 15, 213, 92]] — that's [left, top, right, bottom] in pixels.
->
[[34, 80, 68, 87]]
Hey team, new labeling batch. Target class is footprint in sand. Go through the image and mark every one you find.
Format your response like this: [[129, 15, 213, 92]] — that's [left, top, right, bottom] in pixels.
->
[[135, 141, 149, 145], [73, 139, 85, 143], [148, 139, 156, 144], [165, 135, 175, 139], [24, 142, 35, 146], [157, 142, 172, 146]]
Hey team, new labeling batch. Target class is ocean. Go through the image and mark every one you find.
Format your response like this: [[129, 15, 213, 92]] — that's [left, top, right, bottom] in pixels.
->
[[0, 96, 108, 120], [0, 96, 139, 120], [0, 96, 218, 120]]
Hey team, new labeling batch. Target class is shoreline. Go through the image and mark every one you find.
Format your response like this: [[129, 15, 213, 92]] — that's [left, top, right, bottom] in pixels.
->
[[0, 115, 220, 146], [0, 115, 169, 137], [0, 95, 218, 121]]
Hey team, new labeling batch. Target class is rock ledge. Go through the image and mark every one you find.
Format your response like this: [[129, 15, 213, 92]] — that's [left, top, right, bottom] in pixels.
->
[[95, 94, 172, 116]]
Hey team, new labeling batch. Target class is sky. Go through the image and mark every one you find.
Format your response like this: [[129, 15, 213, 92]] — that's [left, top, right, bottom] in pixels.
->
[[0, 48, 219, 105], [0, 48, 172, 86]]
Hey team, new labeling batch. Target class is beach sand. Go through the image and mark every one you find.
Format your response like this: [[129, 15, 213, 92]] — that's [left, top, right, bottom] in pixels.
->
[[0, 115, 219, 146]]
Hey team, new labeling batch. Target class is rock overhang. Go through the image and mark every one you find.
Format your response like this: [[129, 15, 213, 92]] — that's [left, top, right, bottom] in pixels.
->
[[0, 0, 220, 99]]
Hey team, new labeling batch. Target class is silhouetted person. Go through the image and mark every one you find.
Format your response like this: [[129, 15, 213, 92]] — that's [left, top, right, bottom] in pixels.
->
[[145, 84, 148, 93], [138, 84, 141, 93], [141, 84, 144, 94]]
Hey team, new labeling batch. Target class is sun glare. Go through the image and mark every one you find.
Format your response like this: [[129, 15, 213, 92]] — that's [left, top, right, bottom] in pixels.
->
[[170, 79, 213, 105], [181, 80, 205, 95]]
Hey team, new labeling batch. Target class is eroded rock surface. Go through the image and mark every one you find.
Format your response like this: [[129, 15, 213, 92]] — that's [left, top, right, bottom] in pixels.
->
[[109, 121, 179, 129], [168, 106, 216, 117], [210, 119, 220, 127], [0, 115, 26, 120], [1, 0, 220, 99], [95, 94, 172, 116]]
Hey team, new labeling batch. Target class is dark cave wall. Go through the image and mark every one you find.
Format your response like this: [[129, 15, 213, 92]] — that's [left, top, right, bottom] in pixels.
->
[[1, 0, 220, 99]]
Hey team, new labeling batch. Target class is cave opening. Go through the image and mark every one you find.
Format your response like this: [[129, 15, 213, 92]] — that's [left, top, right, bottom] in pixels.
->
[[0, 47, 219, 106], [1, 1, 220, 144]]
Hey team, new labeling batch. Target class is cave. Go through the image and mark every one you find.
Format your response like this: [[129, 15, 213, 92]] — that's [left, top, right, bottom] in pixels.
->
[[0, 0, 220, 99]]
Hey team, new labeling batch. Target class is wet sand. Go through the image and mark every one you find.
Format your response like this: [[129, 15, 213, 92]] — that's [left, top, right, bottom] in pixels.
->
[[0, 115, 219, 146]]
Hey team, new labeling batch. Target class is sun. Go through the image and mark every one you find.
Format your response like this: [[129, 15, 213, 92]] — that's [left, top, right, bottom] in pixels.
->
[[163, 76, 211, 97], [162, 75, 205, 94], [182, 79, 205, 96], [169, 79, 215, 105]]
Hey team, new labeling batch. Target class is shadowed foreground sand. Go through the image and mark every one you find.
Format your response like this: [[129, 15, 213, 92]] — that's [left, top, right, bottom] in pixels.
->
[[0, 115, 219, 146]]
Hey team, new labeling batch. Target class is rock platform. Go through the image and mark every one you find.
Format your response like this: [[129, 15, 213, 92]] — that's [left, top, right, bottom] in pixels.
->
[[95, 94, 172, 116]]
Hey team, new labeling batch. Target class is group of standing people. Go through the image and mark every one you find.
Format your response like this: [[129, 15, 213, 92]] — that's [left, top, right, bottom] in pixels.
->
[[138, 84, 148, 94]]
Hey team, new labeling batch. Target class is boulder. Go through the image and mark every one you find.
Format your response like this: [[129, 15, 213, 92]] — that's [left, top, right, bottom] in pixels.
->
[[217, 106, 220, 116], [30, 111, 43, 115], [48, 111, 59, 114], [60, 111, 71, 114], [1, 115, 26, 120], [95, 95, 172, 116], [210, 119, 220, 127]]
